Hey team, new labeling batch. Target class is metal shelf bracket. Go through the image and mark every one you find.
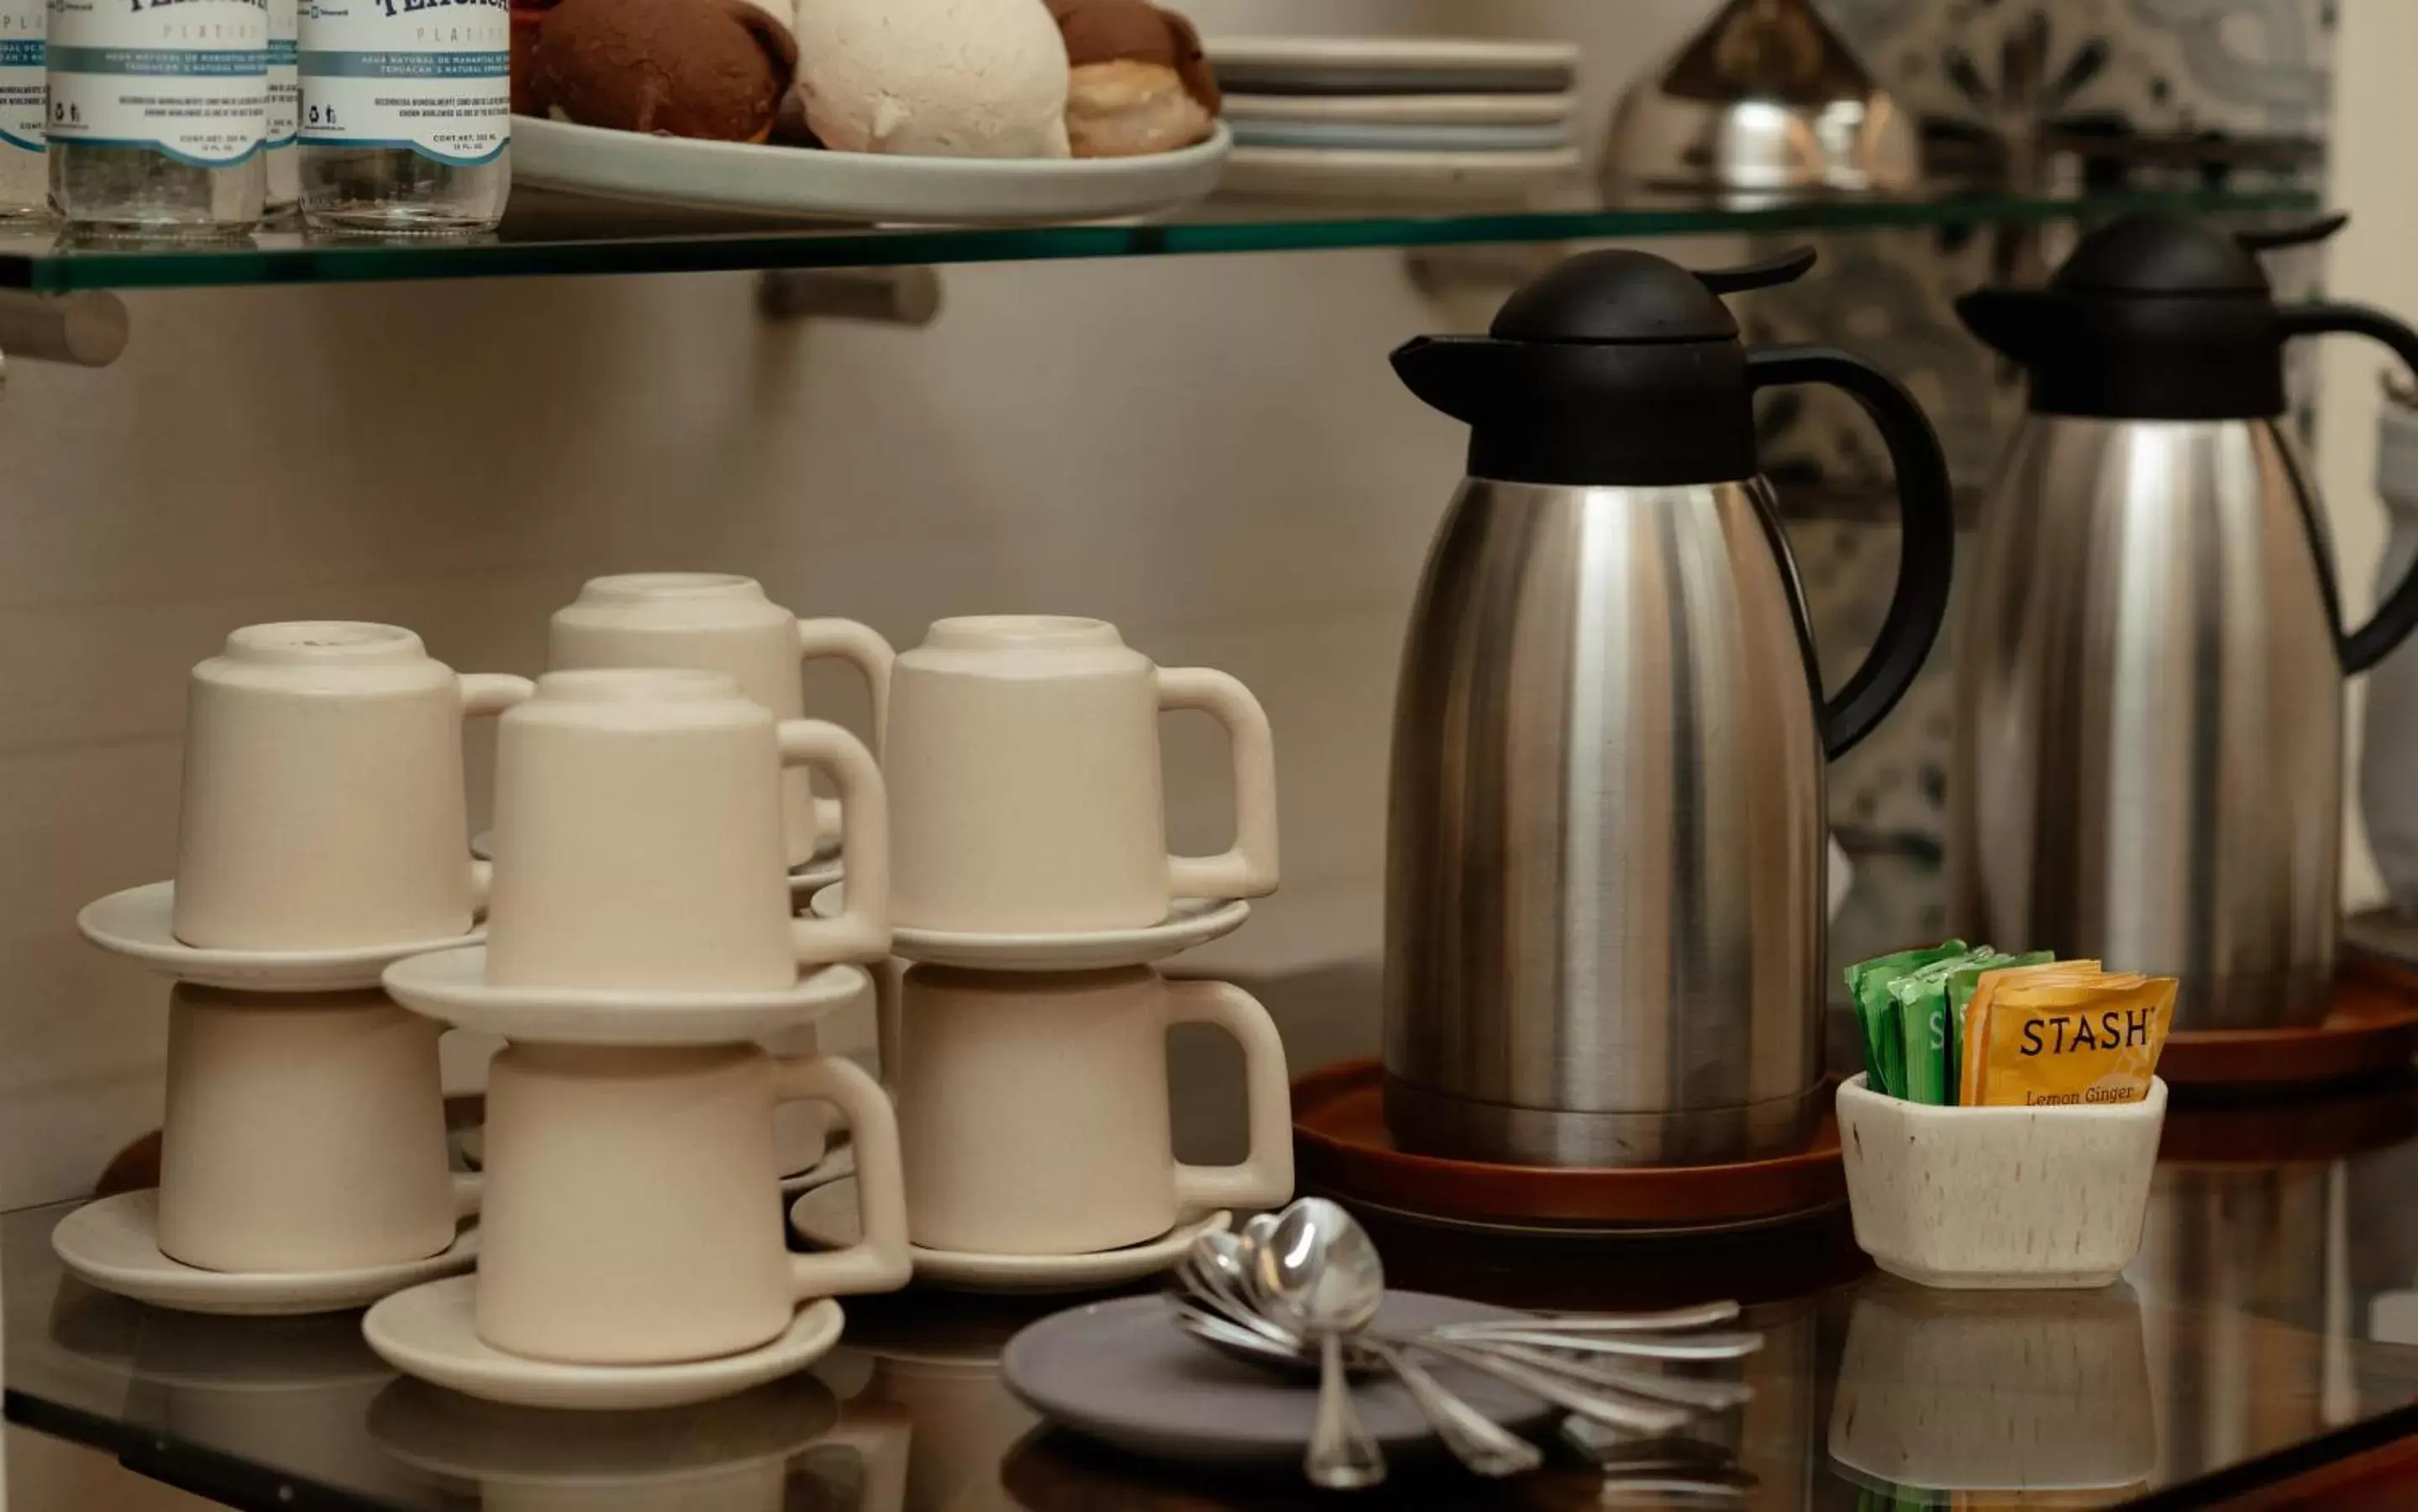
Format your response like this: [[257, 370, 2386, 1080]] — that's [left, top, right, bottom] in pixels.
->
[[0, 290, 130, 383], [755, 266, 942, 327]]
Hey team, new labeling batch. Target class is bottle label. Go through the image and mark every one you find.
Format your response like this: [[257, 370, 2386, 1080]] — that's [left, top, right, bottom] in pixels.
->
[[299, 0, 504, 166], [47, 0, 267, 165], [265, 0, 291, 149], [0, 0, 42, 154]]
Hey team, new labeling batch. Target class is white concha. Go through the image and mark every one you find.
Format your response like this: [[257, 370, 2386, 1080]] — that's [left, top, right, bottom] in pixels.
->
[[791, 0, 1072, 159]]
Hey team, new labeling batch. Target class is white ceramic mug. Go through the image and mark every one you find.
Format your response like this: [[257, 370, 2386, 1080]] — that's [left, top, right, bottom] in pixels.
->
[[173, 622, 534, 951], [889, 965, 1293, 1255], [156, 984, 475, 1273], [476, 1042, 909, 1366], [482, 669, 890, 991], [886, 617, 1280, 933], [549, 574, 894, 869]]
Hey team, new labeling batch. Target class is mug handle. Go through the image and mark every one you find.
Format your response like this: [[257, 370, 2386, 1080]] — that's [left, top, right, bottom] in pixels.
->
[[775, 1053, 912, 1298], [1166, 980, 1296, 1212], [1155, 669, 1281, 901], [796, 620, 897, 844], [456, 674, 537, 908], [451, 1169, 483, 1219], [779, 720, 891, 964]]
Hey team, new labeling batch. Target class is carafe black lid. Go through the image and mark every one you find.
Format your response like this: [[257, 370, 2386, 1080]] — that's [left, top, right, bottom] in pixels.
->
[[1391, 247, 1816, 486], [1958, 211, 2348, 420]]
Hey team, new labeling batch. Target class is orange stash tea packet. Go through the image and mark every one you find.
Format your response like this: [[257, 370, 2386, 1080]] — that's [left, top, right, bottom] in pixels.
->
[[1973, 974, 2178, 1107], [1958, 960, 2101, 1106]]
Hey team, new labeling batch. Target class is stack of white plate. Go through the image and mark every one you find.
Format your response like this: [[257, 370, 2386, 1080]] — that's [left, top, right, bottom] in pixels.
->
[[1210, 36, 1583, 203]]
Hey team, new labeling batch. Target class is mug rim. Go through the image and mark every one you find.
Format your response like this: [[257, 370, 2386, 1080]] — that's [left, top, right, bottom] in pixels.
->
[[220, 622, 426, 666], [576, 572, 765, 601], [922, 615, 1123, 653]]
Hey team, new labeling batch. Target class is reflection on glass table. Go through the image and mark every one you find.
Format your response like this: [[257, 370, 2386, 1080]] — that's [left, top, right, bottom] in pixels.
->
[[0, 181, 2324, 292], [15, 967, 2418, 1511]]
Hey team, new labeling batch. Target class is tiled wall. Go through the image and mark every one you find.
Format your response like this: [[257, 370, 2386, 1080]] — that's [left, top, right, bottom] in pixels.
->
[[0, 0, 1728, 1218]]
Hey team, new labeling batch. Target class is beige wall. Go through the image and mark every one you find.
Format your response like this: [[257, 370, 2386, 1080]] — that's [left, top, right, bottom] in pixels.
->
[[0, 0, 1710, 1218]]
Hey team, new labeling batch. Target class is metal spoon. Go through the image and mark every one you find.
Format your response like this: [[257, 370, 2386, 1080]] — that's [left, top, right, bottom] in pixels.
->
[[1451, 1329, 1765, 1362], [1432, 1300, 1742, 1337], [1252, 1200, 1389, 1488], [1180, 1242, 1295, 1348], [1477, 1342, 1754, 1412]]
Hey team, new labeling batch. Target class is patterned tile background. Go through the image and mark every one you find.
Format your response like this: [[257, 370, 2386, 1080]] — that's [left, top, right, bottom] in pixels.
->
[[1734, 1, 2343, 955]]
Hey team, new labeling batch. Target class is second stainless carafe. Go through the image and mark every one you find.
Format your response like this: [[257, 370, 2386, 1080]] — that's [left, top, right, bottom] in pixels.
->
[[1384, 247, 1956, 1167], [1953, 213, 2418, 1030]]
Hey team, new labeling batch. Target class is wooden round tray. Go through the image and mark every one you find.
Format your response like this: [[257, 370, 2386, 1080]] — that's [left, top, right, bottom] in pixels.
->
[[1291, 1059, 1845, 1233], [2161, 957, 2418, 1089]]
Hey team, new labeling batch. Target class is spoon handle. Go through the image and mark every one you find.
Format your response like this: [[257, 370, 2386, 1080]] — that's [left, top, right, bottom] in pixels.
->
[[1432, 1301, 1741, 1337], [1408, 1337, 1691, 1436], [1431, 1329, 1764, 1362], [1363, 1339, 1542, 1479], [1474, 1341, 1754, 1411], [1306, 1332, 1386, 1489]]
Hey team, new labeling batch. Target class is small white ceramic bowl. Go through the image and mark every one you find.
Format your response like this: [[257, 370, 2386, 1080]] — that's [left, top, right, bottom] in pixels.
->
[[1836, 1073, 2167, 1290]]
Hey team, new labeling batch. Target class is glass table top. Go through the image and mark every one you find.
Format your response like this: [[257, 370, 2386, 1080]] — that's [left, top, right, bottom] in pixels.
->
[[0, 182, 2325, 291], [13, 964, 2418, 1512]]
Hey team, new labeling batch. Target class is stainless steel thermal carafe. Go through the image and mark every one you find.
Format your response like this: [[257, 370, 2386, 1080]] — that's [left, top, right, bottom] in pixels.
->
[[1953, 213, 2418, 1030], [1384, 247, 1957, 1166]]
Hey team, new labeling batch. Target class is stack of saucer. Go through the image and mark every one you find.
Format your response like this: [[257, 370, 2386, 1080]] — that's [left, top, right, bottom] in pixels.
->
[[1208, 36, 1583, 203], [372, 668, 910, 1411], [64, 622, 528, 1315], [790, 616, 1296, 1294]]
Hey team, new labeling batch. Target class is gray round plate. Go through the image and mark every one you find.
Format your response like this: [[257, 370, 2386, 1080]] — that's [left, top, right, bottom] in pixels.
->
[[1001, 1292, 1557, 1467]]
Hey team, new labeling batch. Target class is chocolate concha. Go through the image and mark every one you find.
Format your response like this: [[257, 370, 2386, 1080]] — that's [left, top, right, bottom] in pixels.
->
[[531, 0, 800, 143]]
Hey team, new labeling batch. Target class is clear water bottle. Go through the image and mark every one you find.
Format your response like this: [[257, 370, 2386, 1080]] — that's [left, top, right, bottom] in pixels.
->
[[47, 0, 266, 236], [265, 0, 297, 212], [0, 0, 45, 218], [298, 0, 508, 234]]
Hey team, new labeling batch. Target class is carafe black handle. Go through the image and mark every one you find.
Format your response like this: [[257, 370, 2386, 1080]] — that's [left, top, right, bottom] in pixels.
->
[[1746, 346, 1958, 759], [2279, 302, 2418, 674]]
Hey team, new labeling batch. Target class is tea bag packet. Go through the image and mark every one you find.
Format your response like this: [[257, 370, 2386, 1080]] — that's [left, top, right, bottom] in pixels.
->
[[1943, 951, 2052, 1104], [1846, 942, 1967, 1098], [1973, 974, 2177, 1107], [1958, 960, 2102, 1106], [1890, 948, 2049, 1105]]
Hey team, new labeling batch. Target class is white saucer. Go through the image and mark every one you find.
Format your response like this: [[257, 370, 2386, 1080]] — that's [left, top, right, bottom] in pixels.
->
[[808, 886, 1248, 971], [78, 882, 485, 993], [1222, 92, 1577, 126], [780, 1142, 856, 1198], [471, 832, 844, 898], [1231, 121, 1574, 153], [790, 1178, 1228, 1294], [1222, 144, 1585, 203], [52, 1190, 478, 1318], [1208, 35, 1580, 95], [382, 948, 867, 1047], [364, 1276, 845, 1410]]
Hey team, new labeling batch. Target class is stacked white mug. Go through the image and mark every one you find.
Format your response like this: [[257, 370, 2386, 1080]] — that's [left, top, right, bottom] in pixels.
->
[[63, 622, 528, 1315], [542, 572, 893, 1178], [791, 614, 1297, 1290], [371, 665, 907, 1410]]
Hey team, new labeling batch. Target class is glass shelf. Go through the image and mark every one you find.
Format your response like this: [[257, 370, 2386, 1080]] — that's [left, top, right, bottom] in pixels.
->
[[0, 182, 2325, 293], [16, 964, 2418, 1512]]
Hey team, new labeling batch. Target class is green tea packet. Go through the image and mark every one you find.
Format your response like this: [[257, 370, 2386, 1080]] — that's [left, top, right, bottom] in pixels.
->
[[1888, 948, 1995, 1106], [1945, 950, 2053, 1103], [1844, 941, 1966, 1098]]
